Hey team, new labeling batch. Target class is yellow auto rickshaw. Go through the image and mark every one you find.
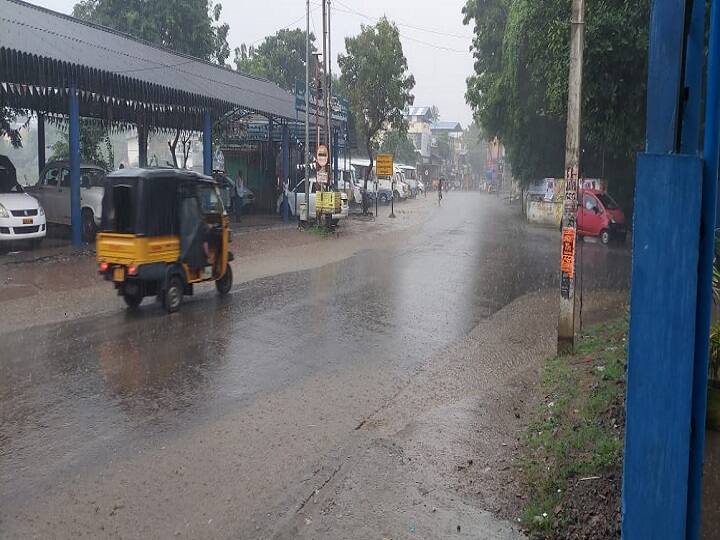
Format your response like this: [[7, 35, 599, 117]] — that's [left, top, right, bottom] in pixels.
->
[[96, 168, 233, 313]]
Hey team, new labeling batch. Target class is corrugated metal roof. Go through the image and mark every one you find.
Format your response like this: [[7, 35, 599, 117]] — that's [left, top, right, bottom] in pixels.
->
[[406, 106, 430, 117], [0, 0, 299, 120], [431, 121, 463, 132]]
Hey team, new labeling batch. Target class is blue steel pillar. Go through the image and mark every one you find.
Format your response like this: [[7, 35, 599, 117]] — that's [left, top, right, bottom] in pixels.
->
[[203, 111, 212, 176], [689, 1, 720, 536], [69, 87, 81, 247], [622, 0, 706, 538], [37, 113, 46, 176], [282, 123, 289, 223]]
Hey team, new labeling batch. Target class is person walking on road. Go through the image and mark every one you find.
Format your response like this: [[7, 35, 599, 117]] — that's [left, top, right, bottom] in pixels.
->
[[438, 177, 444, 206], [234, 170, 244, 222]]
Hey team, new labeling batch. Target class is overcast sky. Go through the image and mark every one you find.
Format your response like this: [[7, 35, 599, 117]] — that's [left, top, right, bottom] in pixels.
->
[[30, 0, 476, 127]]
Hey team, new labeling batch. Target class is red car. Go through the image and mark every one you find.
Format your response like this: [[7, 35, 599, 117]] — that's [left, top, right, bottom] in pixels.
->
[[577, 189, 627, 244]]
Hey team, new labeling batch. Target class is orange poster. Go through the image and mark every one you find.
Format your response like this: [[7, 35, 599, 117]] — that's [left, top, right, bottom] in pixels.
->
[[561, 227, 576, 278]]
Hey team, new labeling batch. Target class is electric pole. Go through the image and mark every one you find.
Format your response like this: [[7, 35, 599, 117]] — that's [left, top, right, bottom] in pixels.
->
[[558, 0, 585, 354], [326, 1, 333, 186], [304, 0, 310, 219]]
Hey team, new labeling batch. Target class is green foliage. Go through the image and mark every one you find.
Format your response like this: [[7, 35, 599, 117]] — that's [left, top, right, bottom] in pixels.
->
[[235, 29, 317, 91], [379, 130, 418, 165], [338, 18, 415, 180], [463, 0, 650, 199], [1, 108, 29, 148], [521, 318, 626, 533], [73, 0, 230, 65], [50, 120, 114, 170], [464, 122, 489, 176]]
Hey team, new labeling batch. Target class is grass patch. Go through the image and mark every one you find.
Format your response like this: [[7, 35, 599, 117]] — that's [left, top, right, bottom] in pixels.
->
[[304, 224, 334, 237], [520, 318, 627, 536]]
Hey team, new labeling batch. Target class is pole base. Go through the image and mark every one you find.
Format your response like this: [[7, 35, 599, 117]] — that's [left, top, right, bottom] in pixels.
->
[[557, 335, 575, 355], [389, 213, 396, 218]]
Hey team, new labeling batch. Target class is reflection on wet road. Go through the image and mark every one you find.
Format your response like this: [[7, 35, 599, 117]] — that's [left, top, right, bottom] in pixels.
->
[[0, 194, 630, 536]]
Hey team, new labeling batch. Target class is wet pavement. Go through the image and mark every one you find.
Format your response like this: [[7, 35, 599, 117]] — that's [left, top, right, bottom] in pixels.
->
[[0, 193, 631, 538]]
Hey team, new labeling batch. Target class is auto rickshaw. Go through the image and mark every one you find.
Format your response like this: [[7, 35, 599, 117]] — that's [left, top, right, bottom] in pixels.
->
[[96, 168, 234, 313]]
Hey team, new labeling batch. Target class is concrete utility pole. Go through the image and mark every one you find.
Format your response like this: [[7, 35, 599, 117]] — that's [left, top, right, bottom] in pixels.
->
[[558, 0, 585, 354], [326, 1, 333, 186], [304, 0, 310, 218]]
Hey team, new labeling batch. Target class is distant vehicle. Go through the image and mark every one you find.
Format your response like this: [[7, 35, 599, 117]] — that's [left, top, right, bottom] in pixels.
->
[[277, 178, 349, 224], [0, 155, 46, 249], [26, 161, 106, 241], [213, 172, 255, 213], [577, 189, 627, 244]]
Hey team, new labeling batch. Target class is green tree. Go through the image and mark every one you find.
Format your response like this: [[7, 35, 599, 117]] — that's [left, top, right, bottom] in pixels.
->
[[379, 130, 418, 165], [463, 0, 650, 207], [73, 0, 230, 64], [338, 18, 415, 212], [235, 29, 317, 91], [1, 108, 28, 149], [50, 120, 114, 170]]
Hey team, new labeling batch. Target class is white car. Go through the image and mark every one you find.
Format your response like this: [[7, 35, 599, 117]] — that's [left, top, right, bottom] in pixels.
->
[[0, 155, 46, 248], [277, 178, 349, 222], [26, 161, 106, 241]]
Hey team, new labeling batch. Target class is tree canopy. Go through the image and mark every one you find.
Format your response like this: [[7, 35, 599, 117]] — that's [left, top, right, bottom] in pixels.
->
[[338, 17, 415, 185], [73, 0, 230, 65], [463, 0, 650, 204], [379, 130, 418, 165], [235, 29, 317, 91]]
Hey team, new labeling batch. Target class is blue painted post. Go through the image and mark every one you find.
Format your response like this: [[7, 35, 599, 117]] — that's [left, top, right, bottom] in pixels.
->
[[645, 0, 687, 154], [688, 1, 720, 536], [282, 124, 289, 223], [623, 154, 702, 539], [37, 113, 46, 176], [69, 87, 81, 247], [622, 1, 708, 538], [680, 0, 706, 154], [203, 111, 212, 176]]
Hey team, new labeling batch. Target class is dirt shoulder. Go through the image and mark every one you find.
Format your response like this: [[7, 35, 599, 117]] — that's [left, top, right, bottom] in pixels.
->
[[0, 198, 432, 333], [271, 288, 627, 539]]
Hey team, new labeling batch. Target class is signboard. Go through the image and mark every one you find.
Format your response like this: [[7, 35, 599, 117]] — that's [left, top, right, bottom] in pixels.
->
[[561, 227, 576, 278], [376, 153, 394, 177], [317, 170, 329, 184], [317, 144, 329, 167], [294, 81, 349, 122]]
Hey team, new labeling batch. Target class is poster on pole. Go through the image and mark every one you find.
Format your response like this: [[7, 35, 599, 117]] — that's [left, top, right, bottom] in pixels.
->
[[561, 227, 576, 278], [376, 153, 394, 177]]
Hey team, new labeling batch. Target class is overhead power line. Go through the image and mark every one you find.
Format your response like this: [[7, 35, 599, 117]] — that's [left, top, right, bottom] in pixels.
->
[[332, 0, 473, 46]]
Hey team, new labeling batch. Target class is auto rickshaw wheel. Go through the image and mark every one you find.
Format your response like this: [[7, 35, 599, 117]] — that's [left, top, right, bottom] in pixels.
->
[[164, 275, 183, 313], [215, 264, 233, 295], [122, 288, 143, 308]]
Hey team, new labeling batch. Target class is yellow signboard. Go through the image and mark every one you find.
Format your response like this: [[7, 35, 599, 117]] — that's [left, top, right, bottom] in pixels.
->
[[376, 153, 394, 177]]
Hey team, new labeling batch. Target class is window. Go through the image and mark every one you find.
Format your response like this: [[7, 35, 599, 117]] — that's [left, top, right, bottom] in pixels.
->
[[596, 193, 619, 210], [198, 185, 223, 214], [583, 195, 597, 211], [43, 167, 60, 186], [81, 168, 105, 187], [60, 169, 70, 188]]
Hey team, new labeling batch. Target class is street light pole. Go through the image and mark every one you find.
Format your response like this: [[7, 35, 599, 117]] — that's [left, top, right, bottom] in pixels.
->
[[558, 0, 585, 354], [304, 0, 310, 222]]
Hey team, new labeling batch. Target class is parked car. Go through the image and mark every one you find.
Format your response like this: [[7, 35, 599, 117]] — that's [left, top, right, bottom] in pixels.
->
[[0, 155, 46, 249], [577, 189, 627, 244], [26, 161, 106, 241], [277, 178, 349, 223], [213, 172, 255, 213]]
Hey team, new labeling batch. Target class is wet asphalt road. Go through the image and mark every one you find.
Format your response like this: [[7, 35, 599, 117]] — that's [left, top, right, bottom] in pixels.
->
[[0, 193, 630, 538]]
